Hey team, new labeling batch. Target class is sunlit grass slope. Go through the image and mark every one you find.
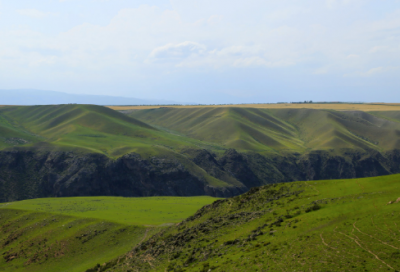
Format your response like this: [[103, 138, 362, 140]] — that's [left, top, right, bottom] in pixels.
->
[[1, 196, 218, 226], [106, 174, 400, 272], [128, 107, 304, 152], [3, 105, 400, 155], [0, 104, 224, 157], [128, 107, 400, 153], [0, 210, 146, 272], [0, 196, 217, 272]]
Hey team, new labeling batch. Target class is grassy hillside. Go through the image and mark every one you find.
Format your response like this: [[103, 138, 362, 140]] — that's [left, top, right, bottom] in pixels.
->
[[2, 104, 400, 155], [0, 196, 217, 272], [127, 107, 400, 153], [0, 111, 43, 149], [0, 104, 225, 157], [2, 196, 218, 226], [101, 174, 400, 272]]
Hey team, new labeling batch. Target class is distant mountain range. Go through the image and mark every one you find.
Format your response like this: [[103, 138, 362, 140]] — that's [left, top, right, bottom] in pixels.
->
[[0, 89, 180, 105]]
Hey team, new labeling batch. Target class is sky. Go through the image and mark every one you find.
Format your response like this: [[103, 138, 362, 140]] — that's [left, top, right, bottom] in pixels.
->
[[0, 0, 399, 104]]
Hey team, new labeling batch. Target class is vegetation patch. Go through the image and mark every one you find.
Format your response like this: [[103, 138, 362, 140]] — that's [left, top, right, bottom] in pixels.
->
[[1, 196, 219, 226], [96, 174, 400, 271], [0, 196, 217, 271]]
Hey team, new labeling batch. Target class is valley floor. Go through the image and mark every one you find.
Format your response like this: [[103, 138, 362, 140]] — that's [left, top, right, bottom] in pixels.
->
[[0, 196, 216, 272]]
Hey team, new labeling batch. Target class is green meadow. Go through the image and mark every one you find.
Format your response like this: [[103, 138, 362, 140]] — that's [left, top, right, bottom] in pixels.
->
[[0, 196, 217, 272], [1, 196, 219, 226], [104, 174, 400, 271], [3, 173, 400, 271]]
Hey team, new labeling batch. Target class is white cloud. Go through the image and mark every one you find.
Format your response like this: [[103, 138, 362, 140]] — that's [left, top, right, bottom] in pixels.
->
[[346, 54, 359, 59], [314, 67, 329, 74], [326, 0, 362, 9], [369, 46, 386, 53], [364, 67, 384, 76], [17, 9, 57, 19], [344, 66, 400, 77], [3, 2, 397, 74], [149, 41, 206, 62], [3, 3, 400, 73], [152, 44, 298, 69], [0, 0, 399, 102]]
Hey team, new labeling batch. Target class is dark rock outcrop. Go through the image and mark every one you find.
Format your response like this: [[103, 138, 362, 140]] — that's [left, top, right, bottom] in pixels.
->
[[191, 148, 400, 189], [1, 148, 400, 202], [0, 150, 242, 202]]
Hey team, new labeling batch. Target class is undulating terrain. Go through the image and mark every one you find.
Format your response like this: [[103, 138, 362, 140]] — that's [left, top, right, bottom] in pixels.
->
[[1, 104, 400, 201], [2, 103, 400, 271], [0, 196, 217, 272], [3, 174, 400, 271], [90, 174, 400, 271]]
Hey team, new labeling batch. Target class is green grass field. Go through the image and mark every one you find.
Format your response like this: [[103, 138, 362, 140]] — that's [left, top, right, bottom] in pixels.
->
[[0, 196, 218, 272], [1, 196, 218, 226], [102, 174, 400, 271], [4, 175, 400, 271]]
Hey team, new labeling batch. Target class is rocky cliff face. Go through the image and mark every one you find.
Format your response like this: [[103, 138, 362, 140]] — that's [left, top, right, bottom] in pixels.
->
[[0, 150, 243, 202], [1, 148, 400, 202], [191, 148, 400, 189]]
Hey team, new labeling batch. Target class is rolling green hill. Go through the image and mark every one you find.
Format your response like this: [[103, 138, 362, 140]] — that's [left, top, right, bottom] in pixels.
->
[[2, 105, 400, 156], [0, 104, 224, 157], [3, 104, 400, 271], [0, 111, 43, 149], [127, 107, 400, 153], [2, 104, 400, 202], [0, 105, 247, 199], [96, 174, 400, 272], [0, 196, 217, 272], [127, 107, 302, 152], [5, 175, 400, 272]]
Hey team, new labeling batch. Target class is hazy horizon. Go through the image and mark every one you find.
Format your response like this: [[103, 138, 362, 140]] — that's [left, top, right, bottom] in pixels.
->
[[0, 89, 386, 105], [0, 1, 399, 104]]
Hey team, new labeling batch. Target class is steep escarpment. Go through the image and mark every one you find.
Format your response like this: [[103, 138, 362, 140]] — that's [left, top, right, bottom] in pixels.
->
[[189, 148, 400, 188], [2, 148, 400, 202], [0, 149, 244, 202]]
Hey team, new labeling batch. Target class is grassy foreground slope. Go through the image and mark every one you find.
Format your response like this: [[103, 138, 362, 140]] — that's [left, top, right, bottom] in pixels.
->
[[127, 107, 400, 153], [2, 196, 218, 225], [0, 105, 224, 157], [0, 196, 217, 272], [102, 174, 400, 271]]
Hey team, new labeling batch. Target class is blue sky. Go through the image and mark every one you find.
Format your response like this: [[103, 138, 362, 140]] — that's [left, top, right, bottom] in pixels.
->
[[0, 0, 399, 103]]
